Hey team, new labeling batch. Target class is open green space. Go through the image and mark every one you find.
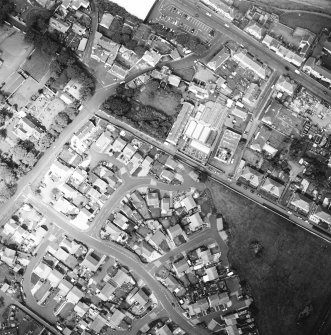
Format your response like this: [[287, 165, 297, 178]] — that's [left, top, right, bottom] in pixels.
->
[[207, 181, 331, 335], [135, 80, 182, 116], [280, 12, 331, 34]]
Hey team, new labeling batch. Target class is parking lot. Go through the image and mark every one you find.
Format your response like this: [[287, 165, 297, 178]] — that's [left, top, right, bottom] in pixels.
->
[[157, 4, 217, 43]]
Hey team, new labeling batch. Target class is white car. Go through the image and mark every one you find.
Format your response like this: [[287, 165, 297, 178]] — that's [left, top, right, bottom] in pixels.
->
[[206, 12, 211, 17]]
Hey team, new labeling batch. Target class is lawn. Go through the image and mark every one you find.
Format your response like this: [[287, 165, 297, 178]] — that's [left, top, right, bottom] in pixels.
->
[[135, 80, 182, 116], [207, 180, 331, 335], [279, 12, 331, 34]]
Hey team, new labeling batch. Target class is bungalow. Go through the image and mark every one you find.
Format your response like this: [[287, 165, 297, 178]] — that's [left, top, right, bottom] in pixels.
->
[[112, 268, 134, 287], [14, 116, 44, 141], [49, 17, 70, 34], [160, 169, 175, 182], [240, 166, 263, 188], [95, 131, 114, 152], [244, 21, 264, 40], [81, 249, 106, 272], [99, 13, 114, 29], [90, 315, 107, 333], [149, 230, 167, 249], [203, 266, 218, 282], [47, 269, 64, 287], [207, 47, 230, 71], [74, 302, 89, 317], [112, 137, 127, 152], [113, 212, 129, 230]]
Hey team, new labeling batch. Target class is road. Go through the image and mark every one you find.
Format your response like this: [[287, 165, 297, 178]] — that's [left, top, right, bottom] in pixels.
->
[[23, 193, 210, 335], [82, 0, 98, 64], [149, 0, 331, 104]]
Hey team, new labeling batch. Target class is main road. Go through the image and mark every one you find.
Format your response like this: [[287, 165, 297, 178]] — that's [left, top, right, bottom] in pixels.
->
[[149, 0, 331, 104]]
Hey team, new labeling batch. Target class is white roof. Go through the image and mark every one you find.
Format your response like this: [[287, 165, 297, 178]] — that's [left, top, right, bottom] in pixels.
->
[[192, 123, 204, 140], [108, 0, 156, 20], [190, 139, 211, 155], [181, 195, 196, 211], [199, 127, 211, 143], [185, 120, 197, 137]]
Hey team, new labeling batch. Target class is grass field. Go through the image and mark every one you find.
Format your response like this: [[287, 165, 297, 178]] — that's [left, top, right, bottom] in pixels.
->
[[136, 81, 182, 116], [207, 181, 331, 335], [279, 12, 331, 34]]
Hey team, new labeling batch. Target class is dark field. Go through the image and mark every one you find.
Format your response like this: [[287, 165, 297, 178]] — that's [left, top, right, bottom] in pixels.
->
[[207, 181, 331, 335]]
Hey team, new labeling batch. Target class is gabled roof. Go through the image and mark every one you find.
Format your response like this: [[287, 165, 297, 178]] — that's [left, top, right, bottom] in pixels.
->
[[240, 166, 263, 187], [313, 205, 331, 224], [261, 177, 284, 198], [290, 192, 313, 213]]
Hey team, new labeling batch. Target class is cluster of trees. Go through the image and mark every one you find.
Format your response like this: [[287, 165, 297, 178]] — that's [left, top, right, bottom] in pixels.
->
[[50, 49, 96, 100], [150, 23, 208, 56], [99, 18, 147, 57], [176, 32, 208, 56], [101, 94, 173, 140], [0, 0, 15, 25], [25, 12, 96, 100], [96, 0, 142, 25], [0, 162, 17, 204]]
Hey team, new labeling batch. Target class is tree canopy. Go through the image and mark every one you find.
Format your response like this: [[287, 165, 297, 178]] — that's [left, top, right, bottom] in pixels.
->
[[0, 0, 15, 25]]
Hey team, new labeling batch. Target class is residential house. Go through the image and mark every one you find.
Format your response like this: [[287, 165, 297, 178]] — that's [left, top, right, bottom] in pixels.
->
[[310, 205, 331, 228], [66, 286, 84, 304], [167, 224, 184, 240], [240, 166, 263, 188], [181, 195, 197, 212], [156, 324, 172, 335], [275, 76, 296, 95], [146, 192, 159, 208], [203, 266, 218, 282], [233, 50, 266, 79], [99, 13, 114, 29], [244, 21, 264, 40], [108, 309, 126, 328], [289, 192, 313, 215], [109, 62, 129, 80], [97, 282, 116, 301], [14, 116, 43, 141], [188, 212, 204, 231], [207, 47, 230, 71], [303, 57, 331, 85], [74, 302, 89, 317], [81, 249, 106, 272], [90, 314, 107, 333], [173, 258, 190, 276], [49, 17, 70, 34], [112, 268, 134, 287], [260, 177, 284, 199], [149, 230, 167, 249]]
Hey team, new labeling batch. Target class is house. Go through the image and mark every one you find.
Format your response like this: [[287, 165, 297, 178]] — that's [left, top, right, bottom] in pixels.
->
[[74, 302, 89, 317], [131, 289, 149, 307], [207, 47, 230, 71], [167, 224, 184, 240], [33, 262, 52, 279], [303, 57, 331, 84], [203, 266, 218, 282], [244, 21, 264, 40], [310, 206, 331, 228], [72, 22, 86, 35], [64, 79, 82, 100], [149, 230, 167, 249], [14, 116, 43, 141], [208, 292, 230, 307], [81, 249, 106, 272], [78, 37, 88, 52], [260, 177, 284, 198], [112, 268, 134, 286], [160, 169, 175, 182], [243, 82, 261, 105], [109, 62, 129, 80], [146, 192, 159, 208], [113, 212, 129, 230], [112, 137, 127, 152], [95, 131, 113, 152], [99, 13, 114, 29], [173, 258, 190, 276], [108, 309, 125, 328], [70, 208, 93, 229], [156, 324, 172, 335], [47, 269, 64, 287], [90, 315, 107, 333], [66, 286, 84, 304], [142, 50, 162, 66], [49, 17, 70, 34], [97, 282, 116, 301], [168, 74, 181, 87], [289, 192, 313, 215], [70, 0, 89, 10], [161, 197, 171, 214], [233, 50, 266, 79], [181, 195, 197, 212], [240, 166, 263, 188], [188, 212, 204, 231], [200, 0, 235, 20], [275, 76, 296, 95]]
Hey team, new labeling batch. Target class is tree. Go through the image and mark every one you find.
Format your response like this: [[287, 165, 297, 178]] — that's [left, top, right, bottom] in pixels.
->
[[0, 163, 16, 185], [0, 128, 7, 140], [0, 0, 15, 25], [102, 96, 131, 116], [36, 133, 54, 152]]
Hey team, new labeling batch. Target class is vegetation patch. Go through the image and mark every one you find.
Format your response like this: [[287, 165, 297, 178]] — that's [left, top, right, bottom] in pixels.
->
[[208, 180, 331, 335]]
